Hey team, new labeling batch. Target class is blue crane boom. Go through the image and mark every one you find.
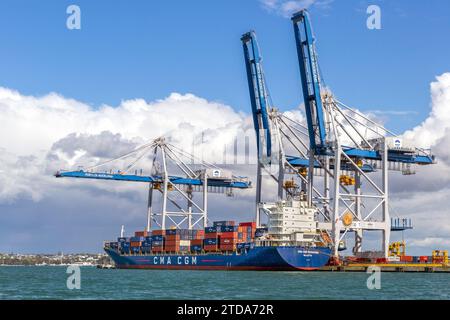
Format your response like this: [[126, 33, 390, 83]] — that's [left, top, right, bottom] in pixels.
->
[[55, 170, 251, 189], [291, 10, 435, 166], [292, 10, 328, 155], [241, 31, 272, 162]]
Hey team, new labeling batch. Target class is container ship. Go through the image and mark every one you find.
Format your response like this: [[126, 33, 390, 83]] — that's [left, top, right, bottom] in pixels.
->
[[104, 196, 332, 271]]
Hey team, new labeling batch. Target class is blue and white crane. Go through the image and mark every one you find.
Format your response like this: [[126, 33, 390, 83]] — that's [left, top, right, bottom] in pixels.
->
[[243, 10, 435, 258], [292, 9, 435, 257], [56, 137, 251, 231]]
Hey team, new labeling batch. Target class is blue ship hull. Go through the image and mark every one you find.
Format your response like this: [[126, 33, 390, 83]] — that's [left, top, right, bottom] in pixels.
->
[[105, 246, 331, 271]]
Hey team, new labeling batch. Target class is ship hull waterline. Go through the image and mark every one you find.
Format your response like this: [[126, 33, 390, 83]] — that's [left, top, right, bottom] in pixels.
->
[[105, 246, 332, 271]]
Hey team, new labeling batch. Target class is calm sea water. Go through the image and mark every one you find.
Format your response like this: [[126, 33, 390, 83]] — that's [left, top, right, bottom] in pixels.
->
[[0, 266, 448, 300]]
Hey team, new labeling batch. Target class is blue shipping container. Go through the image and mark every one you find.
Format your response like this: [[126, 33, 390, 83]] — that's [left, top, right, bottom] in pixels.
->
[[151, 235, 164, 241], [204, 238, 218, 245], [152, 240, 164, 247], [191, 245, 202, 251], [220, 225, 238, 232], [130, 236, 145, 242], [120, 242, 130, 248], [205, 226, 219, 233], [131, 247, 140, 253], [213, 221, 235, 227]]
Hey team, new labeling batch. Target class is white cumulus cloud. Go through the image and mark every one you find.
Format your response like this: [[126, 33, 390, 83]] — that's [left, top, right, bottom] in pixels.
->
[[260, 0, 334, 17]]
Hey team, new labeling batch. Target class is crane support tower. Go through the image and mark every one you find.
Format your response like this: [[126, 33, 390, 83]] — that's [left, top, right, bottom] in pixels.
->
[[243, 10, 436, 258]]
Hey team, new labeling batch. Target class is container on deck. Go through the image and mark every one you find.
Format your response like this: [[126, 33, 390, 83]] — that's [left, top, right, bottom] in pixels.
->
[[151, 235, 164, 241], [151, 240, 164, 247], [205, 226, 219, 233], [135, 231, 149, 237], [204, 244, 219, 252], [130, 236, 145, 242], [220, 225, 238, 232], [191, 245, 203, 252], [151, 230, 165, 236], [213, 221, 235, 227], [220, 231, 238, 239], [204, 238, 218, 246]]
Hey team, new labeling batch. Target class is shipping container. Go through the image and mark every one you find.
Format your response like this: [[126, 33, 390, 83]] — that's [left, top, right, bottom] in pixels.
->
[[204, 244, 219, 251], [204, 238, 218, 245], [213, 221, 235, 227], [220, 232, 238, 239], [165, 234, 181, 241], [191, 239, 203, 246], [151, 230, 165, 236], [135, 231, 149, 237], [219, 225, 238, 232], [130, 241, 142, 247], [220, 238, 237, 245], [131, 247, 140, 254], [400, 255, 413, 263], [191, 245, 203, 252], [130, 236, 145, 242], [220, 244, 236, 251], [239, 222, 256, 228], [205, 226, 219, 233], [244, 243, 255, 249], [419, 256, 428, 263], [204, 232, 220, 239], [151, 240, 164, 247], [151, 235, 164, 241]]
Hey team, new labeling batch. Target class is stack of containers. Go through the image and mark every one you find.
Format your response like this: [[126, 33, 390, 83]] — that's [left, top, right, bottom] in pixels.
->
[[135, 230, 149, 237], [238, 222, 256, 243], [165, 229, 195, 252], [151, 230, 165, 253], [203, 225, 220, 252], [141, 236, 152, 254], [130, 235, 145, 254], [217, 221, 238, 252], [190, 230, 205, 253]]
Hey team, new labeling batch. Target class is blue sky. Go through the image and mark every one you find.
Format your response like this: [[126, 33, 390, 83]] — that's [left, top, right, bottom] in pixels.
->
[[0, 0, 450, 254], [0, 0, 448, 132]]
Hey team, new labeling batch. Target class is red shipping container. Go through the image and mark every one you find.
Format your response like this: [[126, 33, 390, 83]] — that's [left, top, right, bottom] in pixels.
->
[[419, 256, 428, 263], [152, 247, 164, 252], [400, 255, 413, 263], [164, 241, 179, 247], [130, 241, 142, 247], [134, 231, 149, 237], [220, 232, 238, 239], [196, 230, 205, 237], [204, 232, 220, 239], [204, 245, 218, 251], [239, 222, 256, 229], [220, 244, 236, 251], [191, 239, 203, 246], [220, 238, 237, 245], [152, 230, 165, 236], [165, 235, 180, 241]]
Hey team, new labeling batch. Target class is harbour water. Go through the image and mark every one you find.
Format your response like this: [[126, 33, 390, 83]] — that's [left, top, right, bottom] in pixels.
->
[[0, 266, 448, 300]]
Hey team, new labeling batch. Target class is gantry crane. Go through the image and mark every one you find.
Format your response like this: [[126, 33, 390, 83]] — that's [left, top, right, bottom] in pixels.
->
[[243, 10, 435, 258], [56, 137, 251, 231]]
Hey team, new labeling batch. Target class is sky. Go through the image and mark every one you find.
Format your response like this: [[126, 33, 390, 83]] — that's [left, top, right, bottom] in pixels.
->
[[0, 0, 449, 254]]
